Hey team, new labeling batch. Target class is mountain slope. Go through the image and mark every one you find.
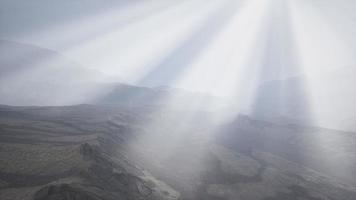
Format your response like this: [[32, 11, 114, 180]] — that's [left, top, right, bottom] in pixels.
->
[[1, 104, 356, 200], [250, 70, 356, 132], [0, 104, 179, 200], [0, 40, 115, 106], [0, 40, 223, 109]]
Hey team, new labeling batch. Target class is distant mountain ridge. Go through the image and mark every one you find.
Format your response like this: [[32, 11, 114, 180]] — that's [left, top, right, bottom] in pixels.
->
[[1, 40, 355, 131], [250, 70, 356, 132], [0, 40, 223, 109]]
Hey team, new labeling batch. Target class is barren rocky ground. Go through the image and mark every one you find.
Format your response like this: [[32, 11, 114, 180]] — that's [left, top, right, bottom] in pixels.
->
[[1, 104, 356, 200]]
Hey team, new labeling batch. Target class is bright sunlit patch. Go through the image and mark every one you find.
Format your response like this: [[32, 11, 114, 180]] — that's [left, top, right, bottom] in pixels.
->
[[171, 0, 285, 122], [81, 0, 233, 83], [289, 0, 354, 76], [174, 0, 271, 98], [289, 0, 356, 130], [287, 0, 356, 178], [126, 0, 275, 171]]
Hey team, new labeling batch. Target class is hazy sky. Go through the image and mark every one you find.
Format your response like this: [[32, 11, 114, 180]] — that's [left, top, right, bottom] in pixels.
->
[[1, 0, 356, 130], [1, 0, 355, 87], [0, 0, 133, 38]]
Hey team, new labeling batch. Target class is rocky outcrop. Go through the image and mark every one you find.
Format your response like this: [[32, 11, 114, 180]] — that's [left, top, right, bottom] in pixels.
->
[[34, 184, 104, 200]]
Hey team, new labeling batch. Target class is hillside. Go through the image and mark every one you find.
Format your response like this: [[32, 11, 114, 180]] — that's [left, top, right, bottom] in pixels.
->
[[1, 104, 356, 200]]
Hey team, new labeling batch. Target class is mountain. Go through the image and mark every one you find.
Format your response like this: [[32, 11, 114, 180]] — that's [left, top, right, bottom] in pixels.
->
[[218, 115, 356, 187], [0, 40, 117, 106], [1, 40, 356, 199], [0, 40, 224, 109], [0, 40, 110, 81], [250, 69, 356, 132], [0, 104, 180, 200], [0, 104, 355, 200]]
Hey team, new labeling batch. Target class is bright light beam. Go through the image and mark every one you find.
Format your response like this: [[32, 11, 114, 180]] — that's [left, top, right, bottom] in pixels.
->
[[62, 0, 235, 83], [289, 0, 355, 130], [126, 0, 273, 174], [175, 0, 271, 97]]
